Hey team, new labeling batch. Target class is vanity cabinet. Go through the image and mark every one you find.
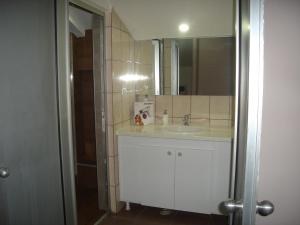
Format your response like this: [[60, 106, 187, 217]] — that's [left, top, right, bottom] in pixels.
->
[[139, 147, 175, 209], [118, 135, 231, 214], [174, 148, 212, 214]]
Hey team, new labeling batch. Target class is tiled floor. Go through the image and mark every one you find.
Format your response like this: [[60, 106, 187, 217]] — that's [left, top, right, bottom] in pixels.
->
[[100, 204, 228, 225]]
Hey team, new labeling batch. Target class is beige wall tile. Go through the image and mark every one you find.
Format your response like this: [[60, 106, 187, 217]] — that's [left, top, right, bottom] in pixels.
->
[[210, 96, 230, 119], [121, 31, 130, 61], [164, 39, 172, 48], [108, 156, 116, 186], [105, 10, 112, 27], [191, 96, 210, 119], [129, 36, 135, 62], [113, 123, 125, 156], [113, 93, 123, 123], [120, 20, 128, 32], [134, 68, 147, 92], [122, 93, 131, 121], [139, 64, 147, 76], [147, 88, 155, 96], [164, 47, 171, 67], [123, 82, 135, 95], [191, 118, 210, 127], [109, 185, 117, 213], [94, 89, 103, 114], [164, 87, 171, 95], [114, 134, 119, 159], [230, 96, 235, 121], [112, 28, 121, 61], [145, 64, 154, 78], [106, 60, 112, 92], [111, 9, 121, 29], [106, 93, 113, 125], [155, 116, 162, 124], [173, 96, 191, 118], [143, 40, 154, 64], [172, 117, 183, 124], [210, 119, 231, 128], [129, 93, 135, 120], [155, 95, 172, 118], [115, 185, 124, 211], [112, 61, 122, 92], [105, 27, 112, 60], [134, 63, 141, 76], [107, 125, 115, 157], [164, 67, 171, 87], [120, 63, 135, 92], [114, 156, 119, 185], [134, 41, 142, 63], [94, 117, 101, 142], [122, 120, 131, 126]]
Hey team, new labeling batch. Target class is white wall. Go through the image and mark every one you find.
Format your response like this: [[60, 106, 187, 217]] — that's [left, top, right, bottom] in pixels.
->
[[69, 5, 93, 37], [87, 0, 111, 10], [257, 1, 300, 225]]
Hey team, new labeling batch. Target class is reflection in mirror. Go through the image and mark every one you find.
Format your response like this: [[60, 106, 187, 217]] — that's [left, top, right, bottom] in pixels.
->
[[152, 40, 164, 95], [158, 37, 235, 96], [105, 0, 235, 97]]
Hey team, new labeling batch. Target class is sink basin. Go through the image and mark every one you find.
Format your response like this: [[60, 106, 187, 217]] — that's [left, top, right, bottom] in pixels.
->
[[165, 125, 203, 133]]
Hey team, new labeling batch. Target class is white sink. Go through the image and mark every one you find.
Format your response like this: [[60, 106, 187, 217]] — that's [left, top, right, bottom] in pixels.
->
[[165, 125, 203, 133]]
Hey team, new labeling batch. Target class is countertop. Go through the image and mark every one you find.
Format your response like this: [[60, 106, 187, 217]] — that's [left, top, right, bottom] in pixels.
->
[[116, 124, 233, 142]]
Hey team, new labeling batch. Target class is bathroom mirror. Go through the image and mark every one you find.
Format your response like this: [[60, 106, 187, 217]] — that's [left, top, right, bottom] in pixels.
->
[[155, 37, 235, 96], [109, 0, 235, 96]]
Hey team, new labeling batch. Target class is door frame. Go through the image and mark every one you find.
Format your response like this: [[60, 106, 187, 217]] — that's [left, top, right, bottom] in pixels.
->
[[56, 0, 107, 224], [232, 0, 265, 224], [56, 0, 265, 224], [69, 0, 108, 211], [243, 0, 265, 223]]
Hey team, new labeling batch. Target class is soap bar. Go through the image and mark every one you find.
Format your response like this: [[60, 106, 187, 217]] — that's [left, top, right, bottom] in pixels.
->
[[134, 101, 154, 125]]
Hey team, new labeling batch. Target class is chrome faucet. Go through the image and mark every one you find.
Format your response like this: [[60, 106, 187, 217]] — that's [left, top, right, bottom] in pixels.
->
[[182, 114, 191, 126]]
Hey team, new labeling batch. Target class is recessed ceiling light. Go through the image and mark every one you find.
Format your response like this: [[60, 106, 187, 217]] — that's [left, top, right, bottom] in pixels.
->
[[179, 23, 189, 33]]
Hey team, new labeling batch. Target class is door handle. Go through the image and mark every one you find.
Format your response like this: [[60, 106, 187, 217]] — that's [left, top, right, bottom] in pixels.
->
[[256, 200, 274, 216], [220, 200, 243, 214], [220, 199, 274, 216], [0, 167, 10, 178]]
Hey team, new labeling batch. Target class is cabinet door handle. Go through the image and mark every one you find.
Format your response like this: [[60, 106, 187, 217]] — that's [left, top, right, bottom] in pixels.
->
[[178, 152, 182, 157], [167, 151, 172, 156]]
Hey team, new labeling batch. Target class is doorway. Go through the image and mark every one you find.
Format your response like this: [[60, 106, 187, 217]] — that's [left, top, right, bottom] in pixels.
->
[[69, 4, 108, 225]]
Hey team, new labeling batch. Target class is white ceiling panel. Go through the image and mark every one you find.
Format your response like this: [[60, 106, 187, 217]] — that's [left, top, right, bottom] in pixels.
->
[[88, 0, 234, 40]]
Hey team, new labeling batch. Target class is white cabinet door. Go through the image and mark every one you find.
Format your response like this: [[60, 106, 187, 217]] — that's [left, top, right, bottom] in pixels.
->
[[119, 144, 142, 203], [174, 149, 213, 214], [211, 142, 231, 214], [139, 146, 175, 209]]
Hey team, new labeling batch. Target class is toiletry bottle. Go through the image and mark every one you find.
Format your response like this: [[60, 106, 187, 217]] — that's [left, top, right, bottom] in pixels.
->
[[162, 109, 168, 126]]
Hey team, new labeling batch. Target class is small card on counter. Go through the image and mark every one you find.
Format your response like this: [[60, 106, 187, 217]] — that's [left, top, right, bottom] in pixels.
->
[[134, 101, 154, 125]]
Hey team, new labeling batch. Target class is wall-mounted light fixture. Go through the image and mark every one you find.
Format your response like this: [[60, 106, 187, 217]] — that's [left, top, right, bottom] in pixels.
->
[[178, 23, 189, 33]]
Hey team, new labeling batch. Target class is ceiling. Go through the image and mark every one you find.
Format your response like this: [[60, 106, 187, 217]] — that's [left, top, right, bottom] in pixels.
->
[[87, 0, 234, 40]]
